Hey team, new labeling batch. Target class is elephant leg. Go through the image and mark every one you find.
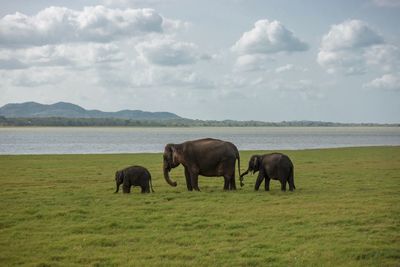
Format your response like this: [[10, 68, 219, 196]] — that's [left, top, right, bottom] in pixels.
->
[[223, 176, 229, 190], [278, 169, 287, 191], [281, 181, 287, 191], [229, 175, 237, 190], [264, 176, 270, 191], [280, 178, 287, 191], [184, 167, 193, 191], [123, 185, 130, 193], [254, 172, 264, 191], [191, 173, 200, 191], [288, 176, 294, 191], [143, 184, 150, 193]]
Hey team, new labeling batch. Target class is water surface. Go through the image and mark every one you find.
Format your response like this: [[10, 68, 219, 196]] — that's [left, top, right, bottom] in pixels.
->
[[0, 127, 399, 154]]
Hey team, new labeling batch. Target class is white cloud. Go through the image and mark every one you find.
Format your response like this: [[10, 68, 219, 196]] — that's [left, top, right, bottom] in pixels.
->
[[275, 64, 294, 73], [135, 38, 200, 66], [0, 6, 170, 46], [233, 54, 271, 72], [317, 49, 367, 75], [231, 19, 308, 72], [128, 53, 214, 88], [162, 18, 191, 32], [317, 19, 392, 75], [275, 64, 308, 73], [372, 0, 400, 7], [364, 73, 400, 91], [0, 43, 124, 69], [364, 44, 400, 72], [232, 19, 308, 55], [320, 20, 382, 51], [5, 67, 67, 87], [0, 5, 199, 90]]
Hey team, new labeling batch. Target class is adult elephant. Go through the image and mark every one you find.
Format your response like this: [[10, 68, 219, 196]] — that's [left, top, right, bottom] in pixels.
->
[[163, 138, 241, 191], [240, 153, 295, 191]]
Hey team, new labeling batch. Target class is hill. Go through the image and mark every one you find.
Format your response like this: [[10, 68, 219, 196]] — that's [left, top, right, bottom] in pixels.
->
[[0, 102, 398, 127], [0, 102, 181, 121]]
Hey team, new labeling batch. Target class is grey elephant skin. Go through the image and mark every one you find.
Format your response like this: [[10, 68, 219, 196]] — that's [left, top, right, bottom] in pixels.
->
[[240, 153, 295, 191], [115, 166, 154, 193], [163, 138, 241, 191]]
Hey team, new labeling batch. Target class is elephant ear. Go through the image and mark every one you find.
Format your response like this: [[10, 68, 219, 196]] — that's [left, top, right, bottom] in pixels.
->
[[171, 145, 179, 165], [116, 170, 124, 182], [164, 144, 173, 161]]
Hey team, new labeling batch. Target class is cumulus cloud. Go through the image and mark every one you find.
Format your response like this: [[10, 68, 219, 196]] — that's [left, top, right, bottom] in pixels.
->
[[317, 49, 368, 75], [0, 5, 202, 90], [0, 6, 169, 46], [0, 43, 124, 69], [317, 19, 392, 75], [364, 73, 400, 91], [135, 38, 201, 66], [320, 20, 382, 51], [232, 19, 308, 55]]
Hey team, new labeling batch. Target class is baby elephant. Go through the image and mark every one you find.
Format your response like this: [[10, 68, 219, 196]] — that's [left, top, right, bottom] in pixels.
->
[[115, 165, 154, 193], [240, 153, 295, 191]]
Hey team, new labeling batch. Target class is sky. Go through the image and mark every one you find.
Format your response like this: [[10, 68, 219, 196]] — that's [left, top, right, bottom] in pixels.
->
[[0, 0, 399, 123]]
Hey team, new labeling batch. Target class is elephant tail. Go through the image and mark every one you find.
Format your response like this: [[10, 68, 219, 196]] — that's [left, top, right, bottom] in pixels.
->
[[235, 147, 243, 187], [148, 171, 155, 193], [290, 165, 295, 189]]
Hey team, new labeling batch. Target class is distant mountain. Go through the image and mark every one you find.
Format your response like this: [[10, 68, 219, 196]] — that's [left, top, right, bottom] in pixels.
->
[[0, 102, 398, 127], [0, 102, 182, 121]]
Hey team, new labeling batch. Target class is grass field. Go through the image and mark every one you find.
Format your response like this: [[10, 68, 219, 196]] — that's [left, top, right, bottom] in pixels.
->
[[0, 147, 399, 266]]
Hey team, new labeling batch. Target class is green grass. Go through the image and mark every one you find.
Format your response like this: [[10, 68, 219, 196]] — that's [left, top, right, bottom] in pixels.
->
[[0, 147, 399, 266]]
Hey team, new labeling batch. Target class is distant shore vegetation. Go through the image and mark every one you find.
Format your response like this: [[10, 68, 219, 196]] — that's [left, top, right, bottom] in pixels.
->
[[0, 116, 398, 127]]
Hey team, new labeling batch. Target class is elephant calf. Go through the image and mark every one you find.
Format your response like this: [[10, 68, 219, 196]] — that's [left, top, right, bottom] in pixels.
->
[[240, 153, 295, 191], [115, 165, 154, 193]]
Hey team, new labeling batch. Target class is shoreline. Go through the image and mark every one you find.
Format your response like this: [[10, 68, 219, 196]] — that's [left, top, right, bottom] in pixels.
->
[[0, 124, 399, 128], [1, 145, 399, 156]]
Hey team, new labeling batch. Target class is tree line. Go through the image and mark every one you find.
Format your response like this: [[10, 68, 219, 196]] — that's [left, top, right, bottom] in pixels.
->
[[0, 116, 397, 127]]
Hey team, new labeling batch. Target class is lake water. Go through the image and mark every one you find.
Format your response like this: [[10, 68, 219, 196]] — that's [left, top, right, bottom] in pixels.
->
[[0, 127, 399, 155]]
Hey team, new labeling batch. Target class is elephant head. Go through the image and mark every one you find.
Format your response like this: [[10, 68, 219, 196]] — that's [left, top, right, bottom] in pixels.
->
[[163, 144, 181, 187], [239, 155, 261, 187], [114, 170, 124, 193]]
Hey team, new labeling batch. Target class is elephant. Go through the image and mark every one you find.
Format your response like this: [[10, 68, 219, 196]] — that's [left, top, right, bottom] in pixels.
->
[[163, 138, 241, 191], [114, 165, 154, 193], [240, 153, 295, 191]]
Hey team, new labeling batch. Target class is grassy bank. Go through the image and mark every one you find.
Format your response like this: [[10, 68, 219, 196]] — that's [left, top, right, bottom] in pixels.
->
[[0, 147, 399, 266]]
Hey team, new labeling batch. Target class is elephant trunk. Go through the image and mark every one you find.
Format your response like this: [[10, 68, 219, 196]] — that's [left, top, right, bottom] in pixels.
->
[[115, 180, 121, 193], [163, 161, 177, 187], [239, 170, 250, 187]]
